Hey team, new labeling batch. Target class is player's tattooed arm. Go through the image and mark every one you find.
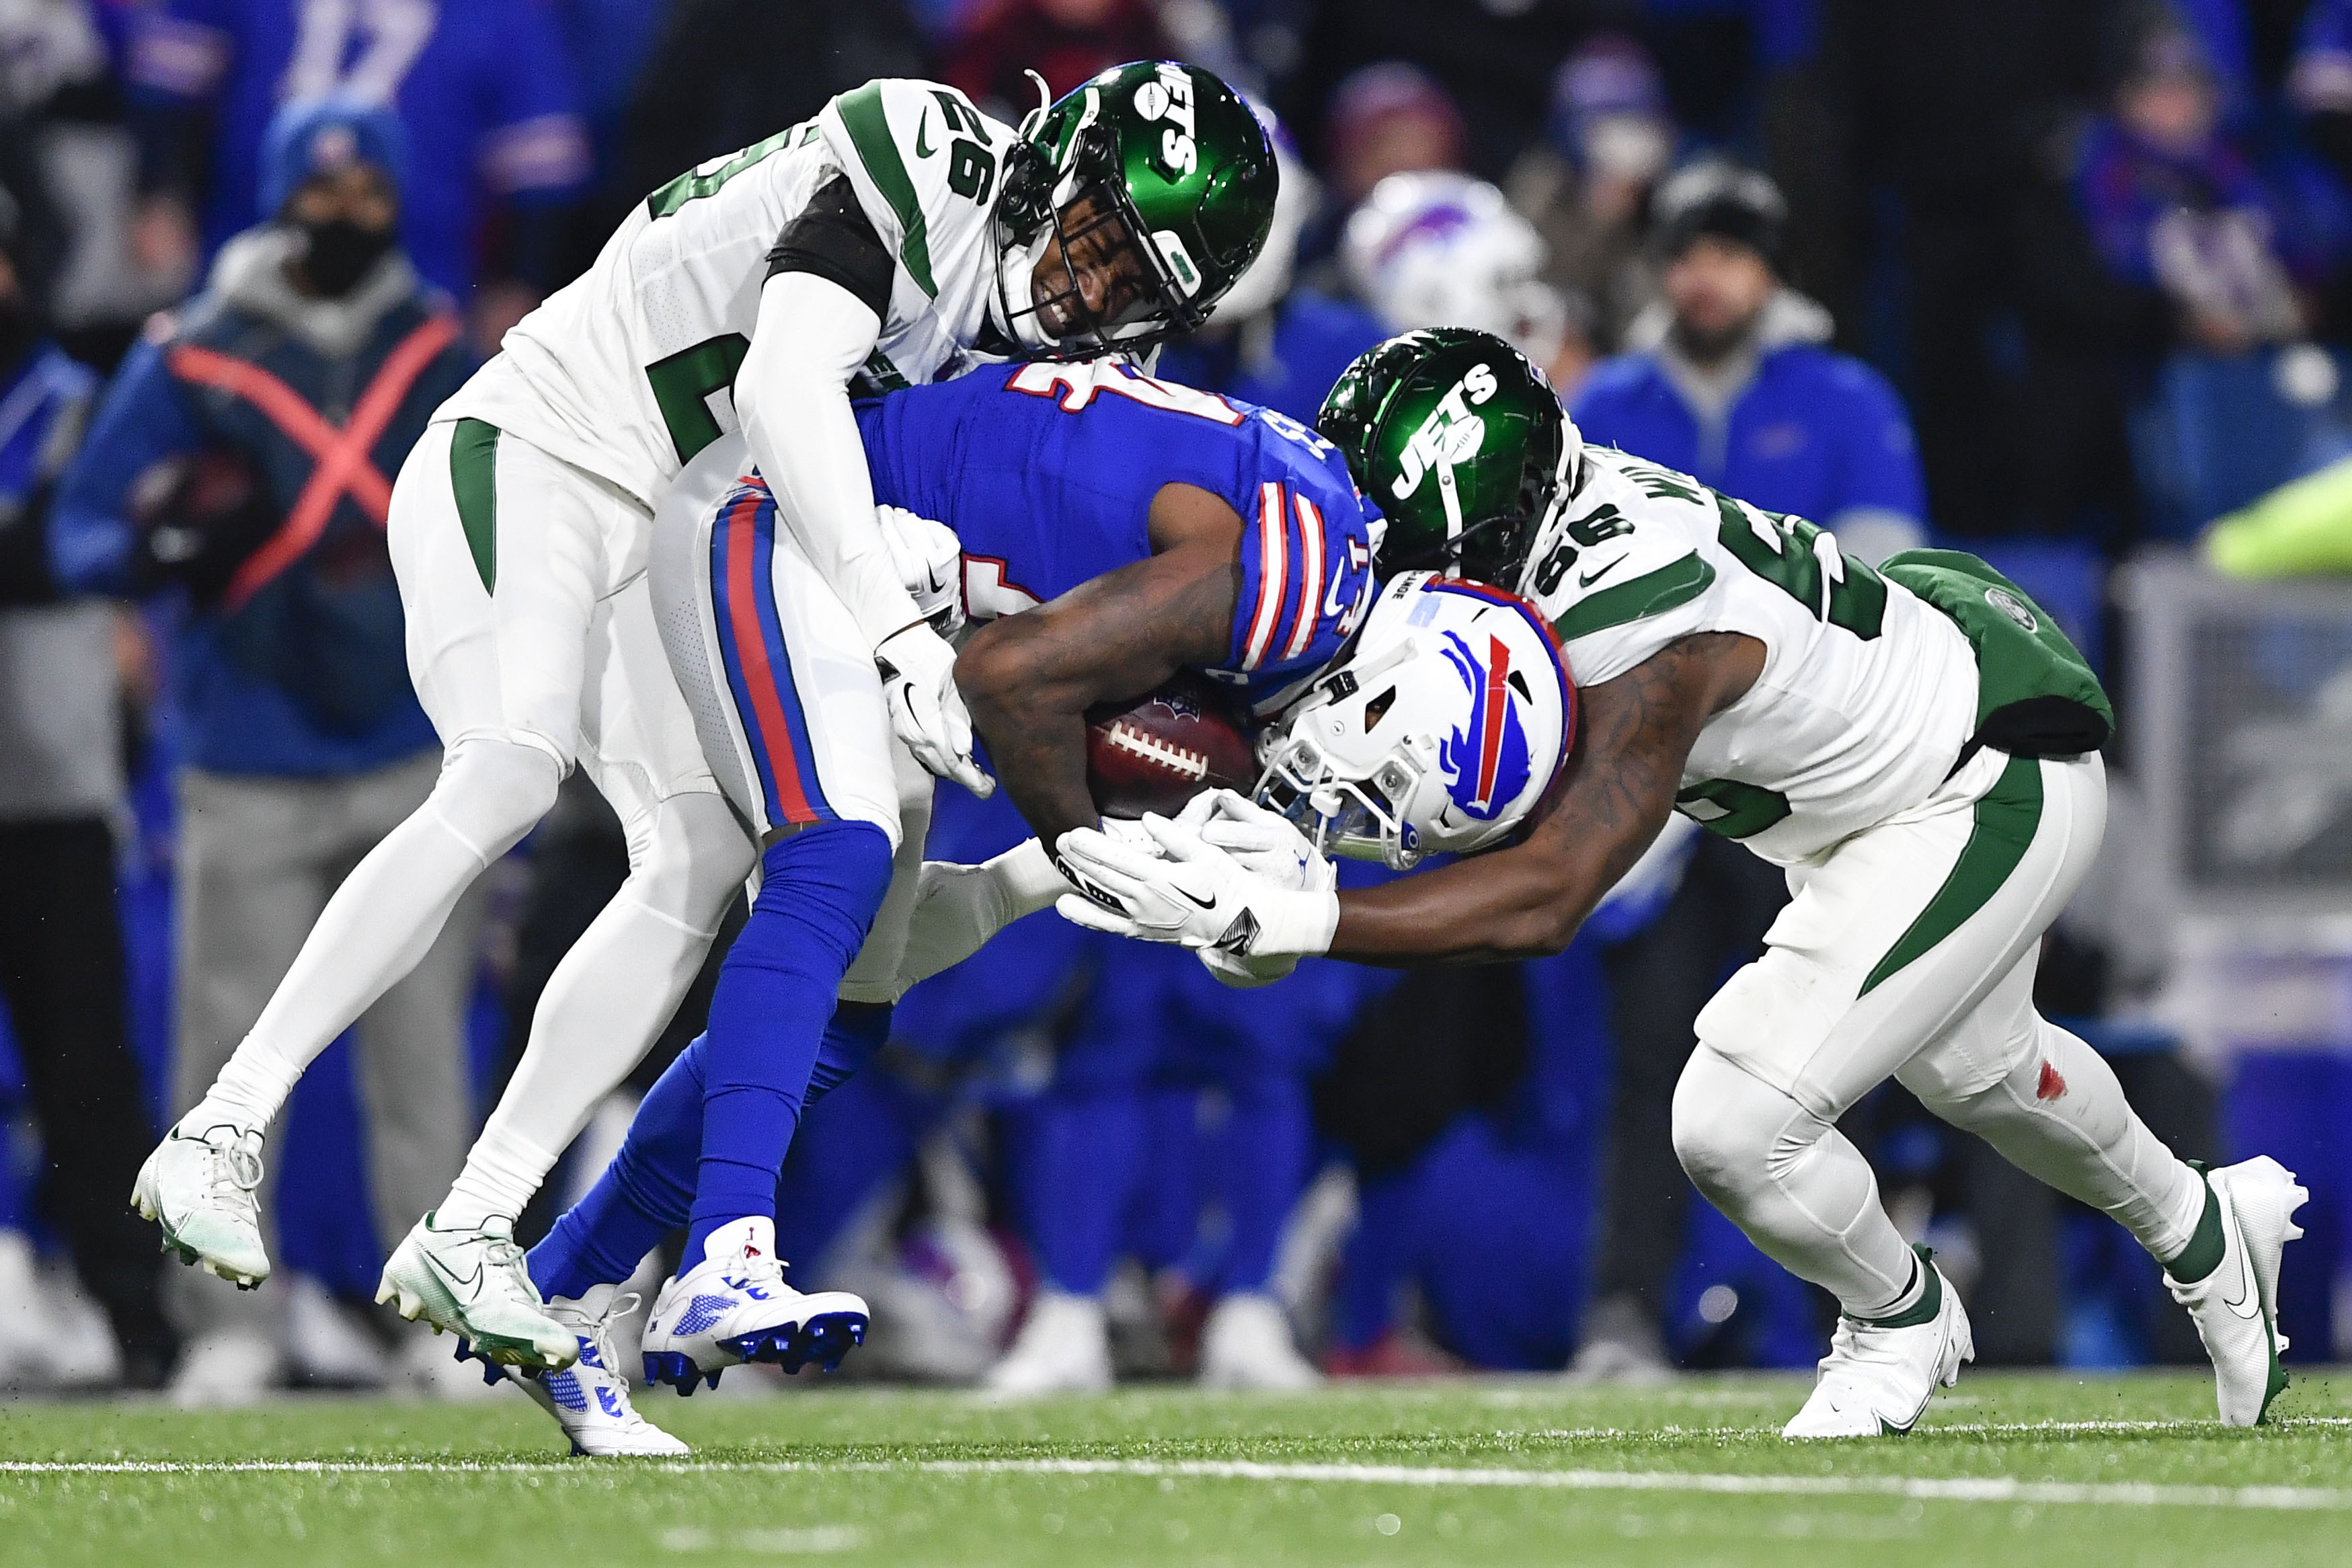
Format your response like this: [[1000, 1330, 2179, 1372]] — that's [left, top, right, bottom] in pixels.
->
[[957, 483, 1243, 843], [1328, 631, 1765, 966]]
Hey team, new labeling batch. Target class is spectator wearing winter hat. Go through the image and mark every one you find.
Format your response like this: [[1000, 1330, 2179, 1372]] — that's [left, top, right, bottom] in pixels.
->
[[1505, 34, 1678, 379], [1563, 159, 1928, 1385], [52, 98, 482, 1406], [1323, 62, 1468, 210], [1575, 159, 1926, 565]]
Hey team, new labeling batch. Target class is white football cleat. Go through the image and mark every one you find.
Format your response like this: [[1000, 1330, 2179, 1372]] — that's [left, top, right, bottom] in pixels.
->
[[982, 1288, 1113, 1395], [377, 1212, 575, 1371], [460, 1287, 689, 1455], [639, 1218, 868, 1395], [1783, 1247, 1973, 1439], [131, 1124, 271, 1289], [1198, 1293, 1321, 1389], [2166, 1157, 2307, 1426]]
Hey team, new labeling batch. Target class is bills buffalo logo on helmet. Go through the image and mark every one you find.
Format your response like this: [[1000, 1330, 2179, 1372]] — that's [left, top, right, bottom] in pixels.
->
[[1436, 629, 1532, 820]]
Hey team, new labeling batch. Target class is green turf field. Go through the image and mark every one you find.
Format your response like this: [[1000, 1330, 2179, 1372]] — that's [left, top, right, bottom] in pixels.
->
[[2, 1371, 2346, 1568]]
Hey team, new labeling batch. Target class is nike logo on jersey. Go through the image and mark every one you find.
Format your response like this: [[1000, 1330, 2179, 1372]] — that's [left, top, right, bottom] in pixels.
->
[[914, 112, 936, 159], [1578, 557, 1624, 588]]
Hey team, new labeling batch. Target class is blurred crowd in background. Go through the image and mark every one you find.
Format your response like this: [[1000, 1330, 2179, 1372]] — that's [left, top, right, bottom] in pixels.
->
[[1, 0, 2349, 1406]]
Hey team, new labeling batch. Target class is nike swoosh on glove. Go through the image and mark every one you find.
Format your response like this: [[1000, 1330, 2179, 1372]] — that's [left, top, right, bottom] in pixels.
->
[[1054, 814, 1339, 963], [1168, 791, 1335, 988], [875, 622, 993, 797], [875, 505, 965, 638]]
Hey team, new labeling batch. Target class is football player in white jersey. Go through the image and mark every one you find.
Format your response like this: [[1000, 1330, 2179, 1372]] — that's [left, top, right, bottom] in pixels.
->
[[133, 63, 1279, 1370], [1058, 329, 2308, 1437]]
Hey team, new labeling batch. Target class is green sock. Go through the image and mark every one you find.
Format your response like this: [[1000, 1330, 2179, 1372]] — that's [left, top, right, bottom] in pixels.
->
[[1856, 1245, 1942, 1329], [2164, 1164, 2226, 1284]]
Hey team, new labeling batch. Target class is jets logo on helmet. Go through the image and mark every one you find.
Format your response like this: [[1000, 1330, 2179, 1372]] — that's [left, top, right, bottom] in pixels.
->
[[992, 61, 1276, 360], [1436, 629, 1532, 820], [1319, 329, 1582, 587], [1392, 361, 1501, 540]]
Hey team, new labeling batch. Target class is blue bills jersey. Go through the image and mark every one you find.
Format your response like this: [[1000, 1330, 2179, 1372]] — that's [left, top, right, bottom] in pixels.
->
[[855, 359, 1382, 713]]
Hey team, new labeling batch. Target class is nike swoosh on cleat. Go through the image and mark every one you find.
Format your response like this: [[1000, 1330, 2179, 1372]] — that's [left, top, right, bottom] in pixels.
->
[[2222, 1230, 2263, 1321], [421, 1249, 485, 1298]]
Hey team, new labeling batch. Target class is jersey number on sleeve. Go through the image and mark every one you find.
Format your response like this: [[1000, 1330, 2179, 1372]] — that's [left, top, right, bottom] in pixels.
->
[[930, 91, 996, 203], [1713, 492, 1885, 640]]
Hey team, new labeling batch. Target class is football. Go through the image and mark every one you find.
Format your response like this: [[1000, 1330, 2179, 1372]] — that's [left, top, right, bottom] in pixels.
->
[[1084, 672, 1257, 819]]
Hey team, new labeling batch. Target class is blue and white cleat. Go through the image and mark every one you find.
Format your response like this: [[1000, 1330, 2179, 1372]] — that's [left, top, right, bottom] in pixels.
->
[[458, 1286, 688, 1457], [639, 1217, 868, 1395]]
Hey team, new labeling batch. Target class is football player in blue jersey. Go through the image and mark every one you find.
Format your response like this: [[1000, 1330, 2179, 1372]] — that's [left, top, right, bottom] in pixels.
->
[[477, 356, 1382, 1452]]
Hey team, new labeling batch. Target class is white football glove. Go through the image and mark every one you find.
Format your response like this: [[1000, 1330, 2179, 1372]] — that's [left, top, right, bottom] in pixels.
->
[[896, 838, 1068, 990], [1054, 812, 1339, 964], [1170, 791, 1334, 987], [875, 504, 964, 638], [875, 621, 993, 798]]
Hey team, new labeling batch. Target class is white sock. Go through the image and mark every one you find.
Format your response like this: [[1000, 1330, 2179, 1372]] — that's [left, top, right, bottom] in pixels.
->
[[1672, 1048, 1921, 1318], [187, 741, 559, 1135], [434, 1124, 559, 1231], [448, 791, 749, 1218], [1922, 1019, 2205, 1261]]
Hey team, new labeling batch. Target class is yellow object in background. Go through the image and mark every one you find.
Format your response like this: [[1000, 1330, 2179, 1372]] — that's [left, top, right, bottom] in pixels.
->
[[2203, 455, 2352, 576]]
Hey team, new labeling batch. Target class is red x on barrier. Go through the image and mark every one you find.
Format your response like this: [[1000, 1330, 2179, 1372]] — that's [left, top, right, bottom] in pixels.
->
[[167, 311, 461, 612]]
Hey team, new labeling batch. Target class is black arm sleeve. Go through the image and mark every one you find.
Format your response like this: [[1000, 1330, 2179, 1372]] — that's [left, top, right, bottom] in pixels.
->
[[766, 173, 895, 321]]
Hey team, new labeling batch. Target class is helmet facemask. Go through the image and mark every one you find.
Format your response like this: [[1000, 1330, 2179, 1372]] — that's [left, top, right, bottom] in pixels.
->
[[994, 122, 1215, 362]]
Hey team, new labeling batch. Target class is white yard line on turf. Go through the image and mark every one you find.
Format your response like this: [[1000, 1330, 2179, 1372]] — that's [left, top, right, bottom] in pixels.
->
[[3, 1455, 2349, 1511]]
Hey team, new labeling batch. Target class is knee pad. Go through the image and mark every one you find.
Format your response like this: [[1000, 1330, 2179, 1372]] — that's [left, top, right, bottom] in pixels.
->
[[430, 740, 563, 863], [617, 790, 756, 933], [1671, 1046, 1821, 1200]]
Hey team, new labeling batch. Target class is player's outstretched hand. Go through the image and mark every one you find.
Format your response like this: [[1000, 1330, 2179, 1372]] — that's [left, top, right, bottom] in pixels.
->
[[1175, 789, 1334, 894], [876, 623, 994, 797], [1054, 814, 1339, 964]]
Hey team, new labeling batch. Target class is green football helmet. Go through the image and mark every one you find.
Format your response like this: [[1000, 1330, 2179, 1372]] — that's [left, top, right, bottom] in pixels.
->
[[1317, 328, 1581, 588], [994, 61, 1277, 359]]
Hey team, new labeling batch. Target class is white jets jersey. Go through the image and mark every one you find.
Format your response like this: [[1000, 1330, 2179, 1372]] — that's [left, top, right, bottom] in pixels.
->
[[444, 79, 1014, 512], [1520, 446, 1979, 864]]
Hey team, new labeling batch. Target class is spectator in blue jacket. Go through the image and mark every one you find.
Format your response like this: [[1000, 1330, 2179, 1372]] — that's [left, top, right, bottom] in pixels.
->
[[53, 99, 483, 1406], [1573, 159, 1928, 567], [123, 0, 589, 351], [0, 181, 179, 1390], [1563, 159, 1929, 1384]]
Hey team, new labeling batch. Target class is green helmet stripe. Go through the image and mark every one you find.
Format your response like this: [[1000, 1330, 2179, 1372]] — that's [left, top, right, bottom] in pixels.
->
[[836, 84, 935, 298]]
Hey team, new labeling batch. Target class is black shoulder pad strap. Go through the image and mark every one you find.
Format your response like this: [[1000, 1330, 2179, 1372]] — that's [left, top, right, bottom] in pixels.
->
[[767, 171, 895, 321]]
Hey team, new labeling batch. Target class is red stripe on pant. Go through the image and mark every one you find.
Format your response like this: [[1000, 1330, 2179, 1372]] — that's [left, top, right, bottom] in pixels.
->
[[721, 492, 820, 824]]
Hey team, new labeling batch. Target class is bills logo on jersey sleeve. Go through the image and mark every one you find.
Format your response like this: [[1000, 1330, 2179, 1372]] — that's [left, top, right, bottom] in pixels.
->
[[1436, 629, 1532, 820]]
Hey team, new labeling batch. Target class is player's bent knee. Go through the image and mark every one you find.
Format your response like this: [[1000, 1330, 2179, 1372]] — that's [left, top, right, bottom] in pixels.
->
[[1670, 1047, 1793, 1202], [623, 791, 756, 928], [430, 739, 564, 862]]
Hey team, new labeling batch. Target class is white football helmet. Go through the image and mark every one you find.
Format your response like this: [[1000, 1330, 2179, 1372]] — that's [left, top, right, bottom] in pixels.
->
[[1255, 572, 1575, 869], [1341, 171, 1570, 368]]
